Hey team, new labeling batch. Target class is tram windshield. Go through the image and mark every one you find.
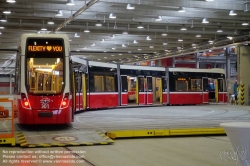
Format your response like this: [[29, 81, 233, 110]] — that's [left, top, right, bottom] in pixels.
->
[[25, 38, 64, 95]]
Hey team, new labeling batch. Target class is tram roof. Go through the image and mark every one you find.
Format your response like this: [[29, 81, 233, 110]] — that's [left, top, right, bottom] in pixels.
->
[[169, 68, 225, 74], [20, 33, 69, 41]]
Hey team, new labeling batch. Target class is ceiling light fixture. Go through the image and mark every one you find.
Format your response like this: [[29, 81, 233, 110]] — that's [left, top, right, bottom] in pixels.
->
[[163, 42, 168, 45], [206, 0, 214, 1], [55, 10, 63, 17], [229, 10, 237, 16], [242, 22, 249, 26], [217, 26, 223, 33], [180, 25, 187, 30], [3, 9, 11, 14], [244, 4, 249, 12], [122, 44, 126, 47], [162, 33, 167, 36], [137, 22, 144, 29], [127, 4, 135, 10], [74, 33, 80, 37], [155, 16, 162, 21], [0, 15, 7, 22], [196, 34, 201, 37], [47, 18, 54, 24], [227, 36, 233, 40], [66, 0, 75, 5], [133, 40, 138, 44], [95, 21, 102, 26], [146, 36, 151, 40], [178, 38, 183, 42], [41, 20, 47, 31], [84, 22, 90, 33], [6, 0, 16, 3], [178, 7, 185, 12], [109, 13, 116, 19], [202, 18, 209, 23], [208, 39, 213, 43], [149, 46, 154, 48]]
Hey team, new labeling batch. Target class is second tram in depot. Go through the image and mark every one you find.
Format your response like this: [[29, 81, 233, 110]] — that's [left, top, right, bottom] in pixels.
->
[[13, 33, 227, 125], [14, 33, 73, 124], [71, 57, 228, 112]]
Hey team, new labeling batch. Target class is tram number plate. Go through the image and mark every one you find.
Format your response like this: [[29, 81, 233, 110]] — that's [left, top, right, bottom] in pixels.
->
[[38, 112, 53, 117]]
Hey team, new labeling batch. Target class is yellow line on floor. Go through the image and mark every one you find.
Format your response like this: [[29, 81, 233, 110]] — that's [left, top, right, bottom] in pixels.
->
[[106, 127, 225, 139]]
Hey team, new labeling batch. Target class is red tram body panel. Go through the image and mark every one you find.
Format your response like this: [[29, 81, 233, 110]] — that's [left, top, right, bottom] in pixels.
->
[[88, 93, 118, 109], [169, 92, 203, 105]]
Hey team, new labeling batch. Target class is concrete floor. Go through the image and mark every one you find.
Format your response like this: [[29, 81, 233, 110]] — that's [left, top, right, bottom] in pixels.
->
[[0, 136, 236, 166], [1, 104, 248, 165], [73, 136, 237, 166], [74, 104, 250, 131]]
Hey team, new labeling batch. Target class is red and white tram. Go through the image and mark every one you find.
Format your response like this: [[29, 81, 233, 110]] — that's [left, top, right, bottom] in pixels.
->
[[71, 57, 227, 112], [14, 34, 73, 124]]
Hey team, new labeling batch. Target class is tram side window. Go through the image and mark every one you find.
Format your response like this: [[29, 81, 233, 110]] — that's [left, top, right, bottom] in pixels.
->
[[90, 74, 117, 92], [139, 77, 144, 92], [175, 79, 188, 91], [162, 78, 167, 92], [89, 73, 95, 92], [94, 75, 104, 92], [105, 76, 115, 92], [190, 79, 202, 91]]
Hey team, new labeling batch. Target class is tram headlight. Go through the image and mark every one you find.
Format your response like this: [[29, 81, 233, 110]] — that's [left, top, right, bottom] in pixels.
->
[[21, 93, 31, 109], [60, 93, 69, 109]]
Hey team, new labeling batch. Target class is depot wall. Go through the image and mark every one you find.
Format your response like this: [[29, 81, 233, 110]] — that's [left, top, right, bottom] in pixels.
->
[[160, 57, 211, 68]]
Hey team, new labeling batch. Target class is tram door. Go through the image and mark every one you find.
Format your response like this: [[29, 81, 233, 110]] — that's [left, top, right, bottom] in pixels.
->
[[161, 76, 168, 104], [137, 76, 145, 105], [81, 73, 88, 110], [70, 63, 76, 121], [215, 79, 219, 102], [74, 71, 80, 111], [152, 77, 161, 104], [218, 78, 225, 103], [202, 77, 209, 103], [121, 75, 128, 106], [146, 76, 153, 104]]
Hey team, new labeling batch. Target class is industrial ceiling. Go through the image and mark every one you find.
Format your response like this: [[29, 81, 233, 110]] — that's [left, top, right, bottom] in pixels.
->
[[0, 0, 249, 74]]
